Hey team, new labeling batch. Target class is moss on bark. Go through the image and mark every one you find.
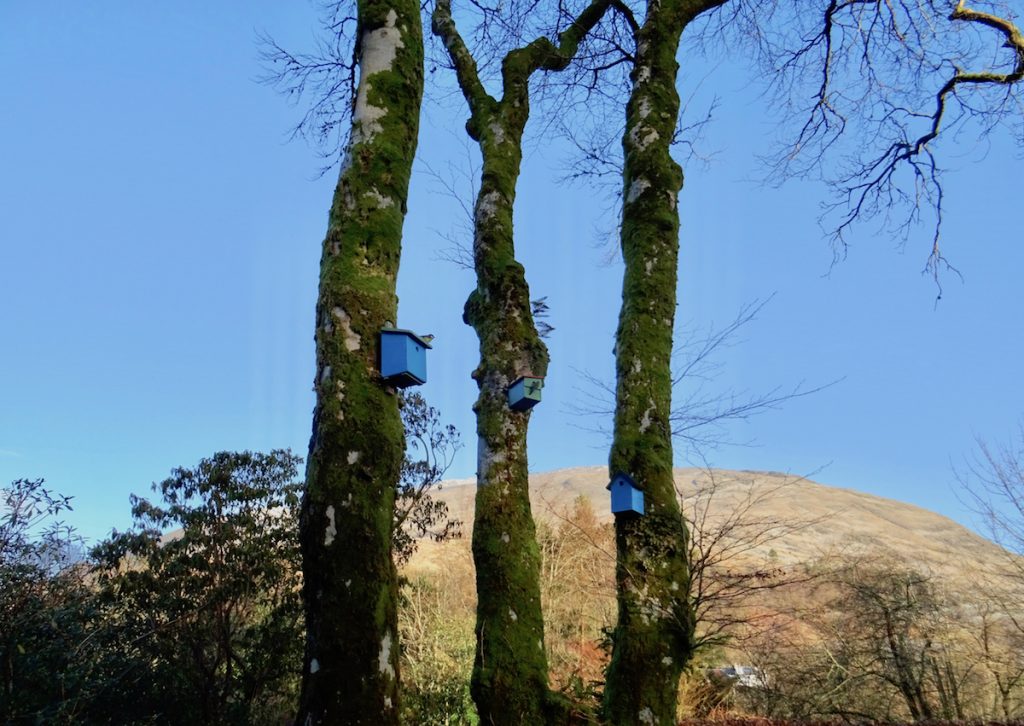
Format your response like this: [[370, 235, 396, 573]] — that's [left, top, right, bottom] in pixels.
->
[[432, 3, 611, 722], [296, 0, 423, 723], [603, 1, 726, 724], [465, 123, 553, 725]]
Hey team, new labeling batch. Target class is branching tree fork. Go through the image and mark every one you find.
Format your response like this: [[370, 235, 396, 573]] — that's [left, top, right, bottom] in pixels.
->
[[431, 0, 614, 720], [753, 0, 1024, 279]]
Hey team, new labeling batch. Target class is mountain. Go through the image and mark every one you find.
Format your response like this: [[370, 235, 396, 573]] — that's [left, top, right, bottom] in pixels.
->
[[410, 466, 1015, 588]]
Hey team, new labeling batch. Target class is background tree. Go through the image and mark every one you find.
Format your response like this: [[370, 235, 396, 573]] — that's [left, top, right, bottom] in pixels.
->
[[431, 1, 613, 721], [394, 391, 464, 566], [1, 396, 461, 723], [681, 469, 823, 656], [959, 423, 1024, 578], [537, 496, 617, 707], [399, 567, 478, 725], [957, 423, 1024, 716], [0, 478, 96, 724], [735, 553, 1017, 722], [973, 599, 1024, 719], [263, 0, 425, 719], [90, 450, 304, 726]]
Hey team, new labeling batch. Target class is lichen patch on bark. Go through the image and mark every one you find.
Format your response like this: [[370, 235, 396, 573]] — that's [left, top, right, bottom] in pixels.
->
[[323, 506, 337, 546], [331, 307, 362, 352], [628, 123, 660, 151], [627, 177, 651, 204], [489, 122, 507, 144], [378, 633, 395, 680], [352, 9, 405, 144], [475, 190, 502, 222], [364, 188, 396, 208], [639, 404, 654, 433]]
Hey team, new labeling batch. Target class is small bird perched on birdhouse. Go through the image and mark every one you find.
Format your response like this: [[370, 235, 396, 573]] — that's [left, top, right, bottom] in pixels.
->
[[420, 333, 436, 345], [507, 375, 543, 411]]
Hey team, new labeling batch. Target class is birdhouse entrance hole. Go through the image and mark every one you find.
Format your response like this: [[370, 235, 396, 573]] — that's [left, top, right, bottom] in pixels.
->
[[607, 472, 644, 517]]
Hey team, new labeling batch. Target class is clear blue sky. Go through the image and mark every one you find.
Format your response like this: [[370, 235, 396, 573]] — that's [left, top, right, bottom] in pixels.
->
[[3, 3, 1022, 544]]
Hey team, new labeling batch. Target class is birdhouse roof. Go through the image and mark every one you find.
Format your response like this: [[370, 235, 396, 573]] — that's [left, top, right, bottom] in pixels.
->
[[380, 328, 433, 349], [512, 374, 544, 384], [606, 471, 638, 491]]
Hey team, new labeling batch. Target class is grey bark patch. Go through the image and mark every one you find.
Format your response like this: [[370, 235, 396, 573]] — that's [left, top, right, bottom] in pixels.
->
[[352, 9, 405, 143], [324, 505, 337, 546], [331, 307, 361, 351]]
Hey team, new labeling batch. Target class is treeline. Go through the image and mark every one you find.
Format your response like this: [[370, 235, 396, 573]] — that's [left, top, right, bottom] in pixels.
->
[[0, 394, 461, 725], [399, 492, 1024, 725], [2, 454, 303, 725], [7, 457, 1024, 725]]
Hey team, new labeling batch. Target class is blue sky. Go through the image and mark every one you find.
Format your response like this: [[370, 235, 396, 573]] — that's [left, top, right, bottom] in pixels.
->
[[2, 3, 1022, 544]]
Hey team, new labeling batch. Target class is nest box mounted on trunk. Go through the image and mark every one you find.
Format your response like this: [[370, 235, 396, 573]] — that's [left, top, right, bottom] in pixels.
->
[[379, 329, 432, 387], [507, 375, 544, 411], [607, 472, 644, 517]]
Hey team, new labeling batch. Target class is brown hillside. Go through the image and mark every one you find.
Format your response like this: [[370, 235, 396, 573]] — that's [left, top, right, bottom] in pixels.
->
[[409, 466, 1015, 588]]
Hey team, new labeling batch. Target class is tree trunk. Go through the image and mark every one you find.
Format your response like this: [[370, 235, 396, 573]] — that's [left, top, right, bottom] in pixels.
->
[[432, 5, 610, 721], [297, 0, 423, 722], [465, 115, 553, 725], [432, 28, 553, 725], [604, 1, 724, 723]]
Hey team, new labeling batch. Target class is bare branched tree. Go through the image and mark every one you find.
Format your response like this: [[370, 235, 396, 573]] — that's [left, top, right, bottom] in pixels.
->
[[258, 2, 359, 170], [956, 423, 1024, 653], [570, 297, 835, 458], [393, 393, 463, 566], [959, 423, 1024, 567], [706, 0, 1024, 284], [556, 9, 1024, 716], [682, 467, 828, 654]]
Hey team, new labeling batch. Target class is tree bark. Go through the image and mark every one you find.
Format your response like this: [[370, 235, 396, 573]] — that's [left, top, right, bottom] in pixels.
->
[[604, 1, 724, 723], [432, 3, 609, 722], [297, 0, 423, 721], [465, 133, 552, 723]]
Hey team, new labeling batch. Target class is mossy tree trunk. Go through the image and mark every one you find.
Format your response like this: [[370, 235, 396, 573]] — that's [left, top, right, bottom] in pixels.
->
[[603, 1, 725, 724], [296, 0, 423, 722], [432, 4, 609, 722]]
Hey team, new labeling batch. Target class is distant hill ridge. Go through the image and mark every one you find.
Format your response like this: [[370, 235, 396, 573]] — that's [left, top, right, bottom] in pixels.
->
[[417, 466, 1013, 587]]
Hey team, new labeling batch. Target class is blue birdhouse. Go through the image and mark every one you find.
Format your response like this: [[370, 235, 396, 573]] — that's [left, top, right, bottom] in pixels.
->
[[607, 472, 644, 517], [507, 375, 543, 411], [379, 329, 432, 387]]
